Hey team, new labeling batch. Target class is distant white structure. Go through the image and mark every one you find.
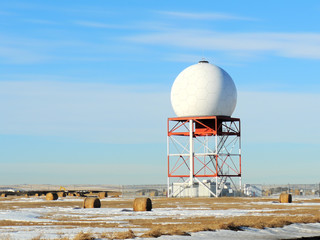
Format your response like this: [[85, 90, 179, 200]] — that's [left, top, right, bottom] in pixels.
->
[[244, 184, 262, 197], [170, 181, 234, 197], [171, 60, 237, 117]]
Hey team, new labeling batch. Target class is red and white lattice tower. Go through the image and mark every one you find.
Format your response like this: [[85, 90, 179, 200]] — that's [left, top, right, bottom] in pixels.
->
[[167, 60, 241, 197]]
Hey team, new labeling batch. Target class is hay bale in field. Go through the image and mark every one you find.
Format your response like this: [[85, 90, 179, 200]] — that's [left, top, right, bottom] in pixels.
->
[[136, 190, 145, 196], [1, 193, 7, 197], [46, 192, 58, 201], [108, 193, 120, 198], [108, 192, 120, 198], [264, 190, 271, 196], [149, 191, 158, 197], [133, 197, 152, 211], [98, 192, 107, 199], [57, 192, 66, 198], [83, 197, 101, 208], [279, 193, 292, 203]]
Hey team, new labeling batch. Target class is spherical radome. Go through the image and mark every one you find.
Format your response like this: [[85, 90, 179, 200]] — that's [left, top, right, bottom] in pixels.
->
[[170, 61, 237, 117]]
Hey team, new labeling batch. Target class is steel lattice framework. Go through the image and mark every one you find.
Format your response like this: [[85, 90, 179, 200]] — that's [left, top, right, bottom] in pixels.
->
[[167, 116, 241, 197]]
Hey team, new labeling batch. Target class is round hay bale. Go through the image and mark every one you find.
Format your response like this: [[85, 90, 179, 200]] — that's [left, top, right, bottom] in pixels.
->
[[46, 192, 58, 201], [98, 192, 107, 199], [57, 192, 66, 198], [1, 193, 7, 197], [149, 191, 158, 197], [83, 197, 101, 208], [133, 197, 152, 211], [108, 192, 120, 198], [139, 191, 145, 196], [279, 193, 292, 203]]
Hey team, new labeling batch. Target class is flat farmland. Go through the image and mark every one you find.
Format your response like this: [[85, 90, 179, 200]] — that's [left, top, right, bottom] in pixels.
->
[[0, 195, 320, 239]]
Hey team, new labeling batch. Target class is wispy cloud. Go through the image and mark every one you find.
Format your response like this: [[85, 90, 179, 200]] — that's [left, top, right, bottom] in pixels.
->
[[0, 34, 133, 64], [74, 20, 126, 29], [159, 11, 256, 21], [0, 80, 318, 145], [0, 81, 172, 144], [235, 91, 320, 144], [0, 11, 15, 16], [127, 30, 320, 59], [24, 19, 58, 25], [0, 46, 50, 64]]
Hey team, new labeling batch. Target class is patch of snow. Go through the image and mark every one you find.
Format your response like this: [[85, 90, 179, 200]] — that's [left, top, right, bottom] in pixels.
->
[[0, 225, 147, 239], [0, 209, 54, 222]]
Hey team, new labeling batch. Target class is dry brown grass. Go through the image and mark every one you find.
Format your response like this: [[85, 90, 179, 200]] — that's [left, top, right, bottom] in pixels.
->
[[73, 232, 95, 240], [100, 230, 136, 239], [31, 234, 44, 240], [140, 228, 191, 238]]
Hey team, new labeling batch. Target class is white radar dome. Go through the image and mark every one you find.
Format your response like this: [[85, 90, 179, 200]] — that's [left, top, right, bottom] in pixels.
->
[[171, 61, 237, 117]]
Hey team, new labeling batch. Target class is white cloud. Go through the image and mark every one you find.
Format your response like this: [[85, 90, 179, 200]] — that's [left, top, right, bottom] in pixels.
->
[[0, 81, 173, 144], [0, 80, 318, 145], [127, 30, 320, 59], [0, 46, 51, 64], [24, 19, 58, 25], [159, 11, 256, 21], [235, 91, 320, 144]]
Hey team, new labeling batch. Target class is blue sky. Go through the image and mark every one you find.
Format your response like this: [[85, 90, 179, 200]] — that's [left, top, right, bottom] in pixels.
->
[[0, 0, 319, 185]]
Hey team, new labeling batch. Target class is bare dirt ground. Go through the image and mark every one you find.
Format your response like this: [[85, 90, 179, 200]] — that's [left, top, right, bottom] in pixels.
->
[[0, 195, 320, 239]]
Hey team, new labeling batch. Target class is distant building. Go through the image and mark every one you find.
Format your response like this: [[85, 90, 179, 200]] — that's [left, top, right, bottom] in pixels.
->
[[170, 180, 234, 197], [244, 184, 262, 197]]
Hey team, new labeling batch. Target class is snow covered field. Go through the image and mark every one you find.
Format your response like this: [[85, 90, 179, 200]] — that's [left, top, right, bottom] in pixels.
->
[[0, 196, 320, 239]]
